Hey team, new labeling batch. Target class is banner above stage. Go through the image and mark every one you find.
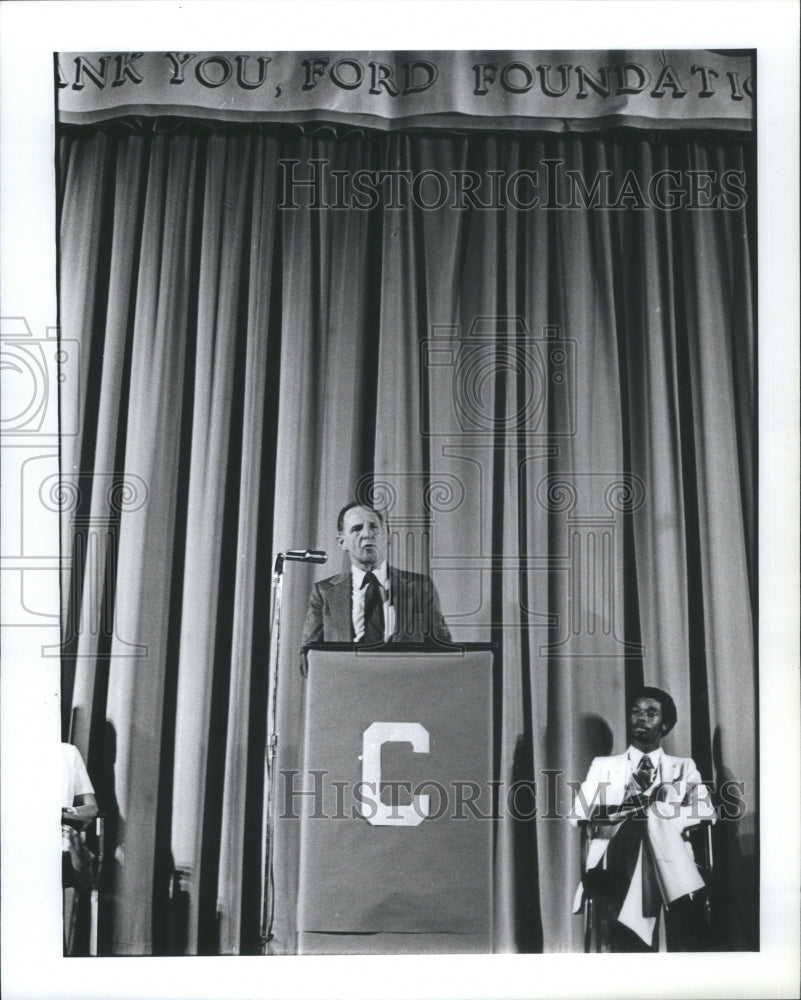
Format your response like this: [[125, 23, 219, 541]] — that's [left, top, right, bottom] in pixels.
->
[[57, 50, 754, 133]]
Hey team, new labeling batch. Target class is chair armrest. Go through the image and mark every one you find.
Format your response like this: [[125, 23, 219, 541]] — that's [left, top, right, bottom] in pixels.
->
[[681, 817, 714, 840], [681, 818, 714, 872]]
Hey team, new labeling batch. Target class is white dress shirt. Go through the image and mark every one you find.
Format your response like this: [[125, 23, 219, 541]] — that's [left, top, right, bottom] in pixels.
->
[[350, 561, 395, 642]]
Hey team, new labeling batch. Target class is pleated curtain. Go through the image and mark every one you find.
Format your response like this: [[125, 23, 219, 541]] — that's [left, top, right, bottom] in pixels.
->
[[57, 123, 756, 954]]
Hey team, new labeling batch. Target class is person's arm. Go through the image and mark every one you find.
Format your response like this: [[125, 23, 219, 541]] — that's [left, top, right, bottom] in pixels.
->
[[680, 759, 715, 822], [301, 582, 324, 647], [62, 792, 99, 829], [650, 758, 715, 825], [429, 579, 451, 642], [568, 759, 605, 826]]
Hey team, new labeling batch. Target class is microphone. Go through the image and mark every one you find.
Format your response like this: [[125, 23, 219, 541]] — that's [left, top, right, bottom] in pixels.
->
[[283, 550, 328, 564]]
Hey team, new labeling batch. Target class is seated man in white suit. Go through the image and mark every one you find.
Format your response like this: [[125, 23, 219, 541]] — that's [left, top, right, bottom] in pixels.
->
[[569, 686, 714, 951]]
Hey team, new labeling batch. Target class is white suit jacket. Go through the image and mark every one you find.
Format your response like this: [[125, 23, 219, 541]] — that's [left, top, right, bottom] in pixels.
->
[[569, 750, 714, 915]]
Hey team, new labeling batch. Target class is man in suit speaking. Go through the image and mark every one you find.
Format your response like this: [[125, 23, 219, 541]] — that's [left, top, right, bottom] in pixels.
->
[[301, 501, 451, 646], [569, 686, 714, 951]]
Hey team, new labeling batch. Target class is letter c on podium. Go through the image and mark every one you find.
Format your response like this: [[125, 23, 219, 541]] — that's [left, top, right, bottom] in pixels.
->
[[360, 722, 430, 826]]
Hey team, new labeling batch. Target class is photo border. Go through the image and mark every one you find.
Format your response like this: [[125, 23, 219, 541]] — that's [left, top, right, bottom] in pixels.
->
[[1, 2, 798, 998]]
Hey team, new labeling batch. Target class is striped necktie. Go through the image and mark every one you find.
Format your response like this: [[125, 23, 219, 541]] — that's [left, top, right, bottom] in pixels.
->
[[631, 754, 654, 794]]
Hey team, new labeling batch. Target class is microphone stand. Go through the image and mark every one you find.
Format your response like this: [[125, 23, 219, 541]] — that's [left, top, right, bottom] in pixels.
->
[[260, 552, 285, 954], [259, 549, 326, 953]]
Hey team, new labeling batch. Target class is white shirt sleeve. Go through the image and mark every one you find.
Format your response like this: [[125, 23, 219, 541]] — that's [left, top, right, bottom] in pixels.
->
[[61, 742, 95, 807]]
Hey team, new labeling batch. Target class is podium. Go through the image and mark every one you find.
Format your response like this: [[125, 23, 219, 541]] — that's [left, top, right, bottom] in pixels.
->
[[295, 644, 495, 954]]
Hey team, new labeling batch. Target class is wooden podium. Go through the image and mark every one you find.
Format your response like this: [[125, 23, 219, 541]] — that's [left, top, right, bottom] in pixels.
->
[[295, 644, 495, 954]]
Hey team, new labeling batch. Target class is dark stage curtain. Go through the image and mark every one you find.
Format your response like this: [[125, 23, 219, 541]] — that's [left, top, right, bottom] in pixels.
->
[[57, 123, 756, 954]]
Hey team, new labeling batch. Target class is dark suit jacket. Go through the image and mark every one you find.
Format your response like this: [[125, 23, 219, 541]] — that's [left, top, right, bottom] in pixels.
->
[[301, 566, 451, 646]]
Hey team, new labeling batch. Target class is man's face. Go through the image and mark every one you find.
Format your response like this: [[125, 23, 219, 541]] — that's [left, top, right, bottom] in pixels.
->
[[630, 696, 669, 752], [338, 506, 387, 571]]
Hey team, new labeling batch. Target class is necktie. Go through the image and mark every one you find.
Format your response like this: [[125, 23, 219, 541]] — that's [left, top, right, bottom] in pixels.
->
[[604, 753, 659, 920], [360, 571, 385, 644], [631, 754, 654, 794], [618, 755, 654, 810]]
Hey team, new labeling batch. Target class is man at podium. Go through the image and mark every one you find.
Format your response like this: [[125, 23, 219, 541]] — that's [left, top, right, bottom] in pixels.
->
[[301, 501, 451, 645]]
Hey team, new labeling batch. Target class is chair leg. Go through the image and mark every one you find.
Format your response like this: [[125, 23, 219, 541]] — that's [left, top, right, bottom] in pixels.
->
[[584, 896, 617, 952], [583, 898, 594, 952], [63, 887, 77, 955], [90, 888, 98, 956]]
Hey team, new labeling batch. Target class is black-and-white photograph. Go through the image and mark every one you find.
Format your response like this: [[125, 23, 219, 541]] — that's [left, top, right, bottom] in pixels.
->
[[1, 3, 798, 1000]]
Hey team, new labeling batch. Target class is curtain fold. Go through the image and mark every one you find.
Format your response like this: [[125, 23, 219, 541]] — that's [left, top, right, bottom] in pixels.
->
[[58, 123, 756, 955]]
